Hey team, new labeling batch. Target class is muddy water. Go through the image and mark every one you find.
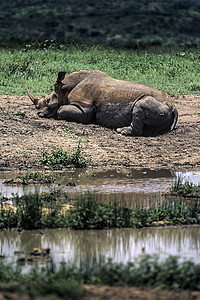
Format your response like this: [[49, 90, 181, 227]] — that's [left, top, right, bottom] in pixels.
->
[[0, 167, 200, 270], [1, 167, 200, 201], [0, 227, 200, 270]]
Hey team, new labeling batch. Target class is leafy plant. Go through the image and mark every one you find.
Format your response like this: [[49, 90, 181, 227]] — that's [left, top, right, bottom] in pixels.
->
[[87, 254, 200, 290], [169, 174, 200, 198], [68, 195, 200, 229], [39, 140, 90, 168]]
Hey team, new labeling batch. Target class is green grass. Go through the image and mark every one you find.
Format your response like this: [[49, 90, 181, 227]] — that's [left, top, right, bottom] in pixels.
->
[[0, 106, 25, 117], [39, 140, 90, 168], [1, 190, 200, 230], [167, 174, 200, 198], [0, 260, 84, 299], [1, 42, 200, 96], [0, 254, 200, 297], [0, 189, 70, 229], [0, 126, 18, 134], [69, 195, 200, 229]]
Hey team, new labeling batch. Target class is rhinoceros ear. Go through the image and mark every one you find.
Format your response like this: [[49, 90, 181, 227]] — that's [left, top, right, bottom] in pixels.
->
[[57, 71, 66, 82]]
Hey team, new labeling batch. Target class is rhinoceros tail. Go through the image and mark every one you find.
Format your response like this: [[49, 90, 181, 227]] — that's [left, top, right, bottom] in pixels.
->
[[170, 107, 178, 131]]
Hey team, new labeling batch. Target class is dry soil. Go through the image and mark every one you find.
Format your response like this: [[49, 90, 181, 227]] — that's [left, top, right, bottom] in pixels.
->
[[0, 94, 199, 171]]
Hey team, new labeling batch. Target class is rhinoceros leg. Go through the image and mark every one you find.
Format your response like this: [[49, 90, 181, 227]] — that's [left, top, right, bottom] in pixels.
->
[[116, 107, 144, 136], [117, 96, 175, 136], [57, 104, 93, 124]]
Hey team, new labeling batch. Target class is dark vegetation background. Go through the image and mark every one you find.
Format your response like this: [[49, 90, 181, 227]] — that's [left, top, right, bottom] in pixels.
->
[[1, 0, 200, 48]]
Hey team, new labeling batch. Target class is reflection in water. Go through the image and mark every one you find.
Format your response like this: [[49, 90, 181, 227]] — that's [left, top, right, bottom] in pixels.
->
[[0, 168, 200, 272], [0, 168, 200, 201], [0, 227, 200, 269]]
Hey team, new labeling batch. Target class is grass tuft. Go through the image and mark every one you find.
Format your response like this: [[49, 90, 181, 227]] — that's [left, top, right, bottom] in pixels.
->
[[168, 174, 200, 198], [39, 140, 90, 168]]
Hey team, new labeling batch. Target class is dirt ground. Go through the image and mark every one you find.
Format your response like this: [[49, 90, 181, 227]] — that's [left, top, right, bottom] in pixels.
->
[[0, 94, 200, 300], [84, 285, 200, 300], [0, 94, 200, 171], [0, 286, 200, 300]]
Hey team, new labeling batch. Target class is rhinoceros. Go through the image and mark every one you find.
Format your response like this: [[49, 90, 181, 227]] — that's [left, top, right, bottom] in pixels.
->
[[27, 70, 178, 136]]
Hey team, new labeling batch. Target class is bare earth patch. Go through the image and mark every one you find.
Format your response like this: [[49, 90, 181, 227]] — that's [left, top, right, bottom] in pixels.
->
[[84, 285, 200, 300], [0, 94, 199, 171], [0, 95, 200, 299]]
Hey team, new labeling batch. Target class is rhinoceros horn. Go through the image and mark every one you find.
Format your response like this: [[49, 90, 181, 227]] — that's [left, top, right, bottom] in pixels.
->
[[26, 87, 39, 106]]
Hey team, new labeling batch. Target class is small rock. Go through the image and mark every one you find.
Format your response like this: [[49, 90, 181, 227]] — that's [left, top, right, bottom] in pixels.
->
[[30, 247, 50, 256]]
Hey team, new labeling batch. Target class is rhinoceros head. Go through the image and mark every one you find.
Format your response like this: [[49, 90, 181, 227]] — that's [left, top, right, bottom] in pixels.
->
[[26, 87, 59, 118]]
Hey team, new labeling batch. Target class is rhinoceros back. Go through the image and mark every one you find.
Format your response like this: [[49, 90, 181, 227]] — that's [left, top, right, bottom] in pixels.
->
[[67, 71, 172, 129]]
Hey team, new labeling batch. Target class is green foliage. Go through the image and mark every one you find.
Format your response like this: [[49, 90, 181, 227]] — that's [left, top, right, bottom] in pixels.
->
[[37, 278, 84, 299], [1, 190, 200, 230], [1, 0, 200, 47], [0, 261, 84, 299], [68, 194, 135, 229], [85, 255, 200, 290], [1, 42, 200, 96], [132, 199, 200, 227], [0, 261, 23, 282], [20, 172, 55, 185], [39, 188, 63, 202], [0, 190, 69, 229], [39, 140, 90, 168], [14, 193, 43, 229], [68, 194, 132, 229], [60, 128, 76, 139], [1, 254, 200, 296], [171, 174, 200, 197], [69, 196, 200, 229]]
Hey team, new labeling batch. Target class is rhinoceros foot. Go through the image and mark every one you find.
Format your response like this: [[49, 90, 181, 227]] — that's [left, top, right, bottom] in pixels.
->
[[116, 126, 133, 136]]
